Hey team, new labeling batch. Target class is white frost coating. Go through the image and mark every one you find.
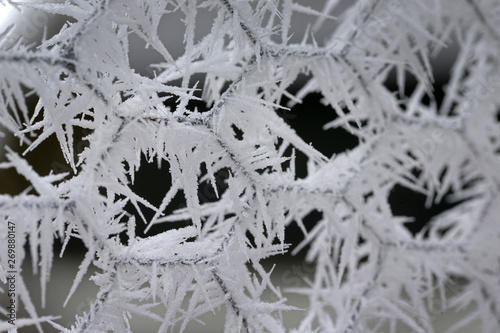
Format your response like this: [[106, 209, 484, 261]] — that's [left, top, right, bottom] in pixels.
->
[[0, 0, 499, 332], [123, 226, 220, 262]]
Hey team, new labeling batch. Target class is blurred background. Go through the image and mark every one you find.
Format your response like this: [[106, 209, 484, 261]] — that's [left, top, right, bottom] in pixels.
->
[[0, 1, 477, 332]]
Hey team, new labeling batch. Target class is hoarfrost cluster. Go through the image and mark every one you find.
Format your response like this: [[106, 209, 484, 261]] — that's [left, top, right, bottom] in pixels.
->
[[0, 0, 500, 332]]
